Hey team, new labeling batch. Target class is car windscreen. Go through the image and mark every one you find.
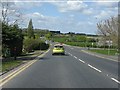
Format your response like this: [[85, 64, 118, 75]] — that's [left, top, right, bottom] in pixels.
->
[[54, 46, 63, 48]]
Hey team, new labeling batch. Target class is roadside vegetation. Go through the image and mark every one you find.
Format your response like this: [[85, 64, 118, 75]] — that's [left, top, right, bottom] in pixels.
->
[[52, 16, 119, 56], [2, 60, 22, 72], [52, 31, 118, 56], [53, 34, 97, 47], [89, 49, 118, 56], [2, 2, 50, 73], [1, 2, 119, 73]]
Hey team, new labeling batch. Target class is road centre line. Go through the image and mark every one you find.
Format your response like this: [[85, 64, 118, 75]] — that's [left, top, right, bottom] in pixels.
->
[[66, 51, 120, 84], [78, 59, 85, 63], [87, 64, 102, 73], [111, 78, 120, 84], [74, 56, 77, 59], [67, 52, 102, 73], [69, 53, 73, 56]]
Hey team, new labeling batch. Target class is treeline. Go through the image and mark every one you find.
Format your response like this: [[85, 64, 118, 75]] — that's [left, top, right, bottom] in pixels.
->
[[53, 35, 97, 47]]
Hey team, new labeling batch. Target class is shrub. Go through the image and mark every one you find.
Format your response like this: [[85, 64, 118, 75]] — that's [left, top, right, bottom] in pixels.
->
[[23, 38, 49, 52]]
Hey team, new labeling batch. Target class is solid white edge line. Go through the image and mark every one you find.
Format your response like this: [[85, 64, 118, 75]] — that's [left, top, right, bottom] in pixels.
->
[[81, 50, 118, 62], [87, 64, 102, 73], [111, 78, 120, 84]]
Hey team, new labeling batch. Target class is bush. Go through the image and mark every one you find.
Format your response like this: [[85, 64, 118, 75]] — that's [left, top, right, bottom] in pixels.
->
[[39, 42, 49, 50], [23, 38, 49, 52]]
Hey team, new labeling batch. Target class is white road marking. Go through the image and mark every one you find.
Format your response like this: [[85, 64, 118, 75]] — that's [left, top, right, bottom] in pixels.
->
[[106, 74, 109, 76], [70, 54, 72, 56], [78, 59, 85, 63], [65, 51, 119, 85], [68, 53, 71, 55], [0, 48, 51, 86], [68, 53, 73, 56], [87, 64, 102, 73], [74, 56, 77, 59], [81, 50, 118, 62], [111, 78, 120, 84]]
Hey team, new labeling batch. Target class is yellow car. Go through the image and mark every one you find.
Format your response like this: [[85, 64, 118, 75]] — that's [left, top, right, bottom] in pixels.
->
[[52, 44, 65, 55]]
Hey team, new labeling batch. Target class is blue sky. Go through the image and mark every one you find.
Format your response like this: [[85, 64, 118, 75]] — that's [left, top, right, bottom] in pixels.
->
[[2, 0, 118, 34]]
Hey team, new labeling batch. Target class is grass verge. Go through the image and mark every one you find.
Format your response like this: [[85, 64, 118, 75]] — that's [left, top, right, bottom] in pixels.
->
[[2, 60, 23, 72], [89, 49, 118, 56]]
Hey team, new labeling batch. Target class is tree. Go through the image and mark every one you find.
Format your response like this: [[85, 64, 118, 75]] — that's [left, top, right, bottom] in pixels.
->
[[2, 22, 23, 57], [27, 19, 35, 39], [97, 16, 119, 48], [2, 2, 23, 25], [45, 32, 52, 40], [2, 2, 24, 58]]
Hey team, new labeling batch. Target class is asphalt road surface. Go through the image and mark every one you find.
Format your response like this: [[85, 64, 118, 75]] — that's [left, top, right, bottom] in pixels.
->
[[2, 44, 119, 88]]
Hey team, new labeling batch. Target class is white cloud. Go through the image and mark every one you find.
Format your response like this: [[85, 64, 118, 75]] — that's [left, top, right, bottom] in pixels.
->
[[88, 21, 93, 25], [6, 1, 42, 10], [22, 12, 58, 28], [65, 1, 87, 11], [94, 10, 108, 19], [82, 8, 93, 15], [94, 9, 117, 20], [51, 1, 90, 15], [95, 0, 118, 7]]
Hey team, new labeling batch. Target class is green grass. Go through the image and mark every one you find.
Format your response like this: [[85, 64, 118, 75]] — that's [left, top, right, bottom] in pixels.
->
[[89, 49, 118, 56], [2, 60, 23, 72]]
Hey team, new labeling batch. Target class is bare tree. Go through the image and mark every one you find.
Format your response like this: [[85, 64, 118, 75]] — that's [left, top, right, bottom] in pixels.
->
[[97, 16, 119, 48], [2, 2, 9, 24], [1, 2, 23, 25]]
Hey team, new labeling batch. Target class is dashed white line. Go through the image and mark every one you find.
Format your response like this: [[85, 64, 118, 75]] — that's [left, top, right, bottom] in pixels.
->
[[87, 64, 102, 73], [78, 59, 85, 63], [66, 51, 120, 85], [68, 53, 73, 56], [111, 78, 120, 84], [74, 56, 77, 59], [67, 52, 101, 73], [69, 53, 72, 56]]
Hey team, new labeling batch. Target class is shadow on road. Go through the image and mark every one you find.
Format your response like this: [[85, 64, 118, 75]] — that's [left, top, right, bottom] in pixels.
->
[[52, 53, 69, 56], [39, 57, 50, 60]]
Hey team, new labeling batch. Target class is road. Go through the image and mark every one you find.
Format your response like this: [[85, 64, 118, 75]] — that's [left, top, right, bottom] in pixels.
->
[[2, 44, 119, 88]]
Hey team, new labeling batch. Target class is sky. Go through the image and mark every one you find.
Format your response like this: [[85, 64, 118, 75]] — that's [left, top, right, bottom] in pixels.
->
[[1, 0, 119, 34]]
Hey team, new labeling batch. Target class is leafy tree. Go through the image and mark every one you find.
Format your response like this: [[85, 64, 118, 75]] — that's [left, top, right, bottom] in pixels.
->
[[2, 22, 23, 57], [45, 32, 52, 40], [27, 19, 35, 39]]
